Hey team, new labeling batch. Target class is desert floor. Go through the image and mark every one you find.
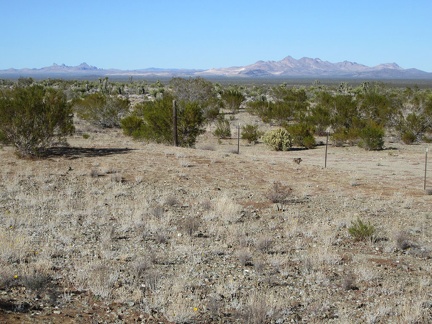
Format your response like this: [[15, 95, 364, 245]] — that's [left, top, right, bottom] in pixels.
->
[[1, 118, 431, 323]]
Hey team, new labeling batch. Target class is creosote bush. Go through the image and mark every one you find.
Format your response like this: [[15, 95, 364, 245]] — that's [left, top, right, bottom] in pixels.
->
[[241, 124, 263, 144], [358, 121, 385, 151], [121, 94, 205, 147], [262, 128, 292, 151], [0, 85, 74, 157], [348, 218, 376, 241], [213, 116, 231, 139], [73, 93, 130, 128]]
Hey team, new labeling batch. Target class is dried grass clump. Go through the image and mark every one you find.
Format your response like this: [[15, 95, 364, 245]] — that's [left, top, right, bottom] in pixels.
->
[[342, 273, 358, 291], [237, 291, 269, 324], [255, 236, 274, 253], [395, 231, 418, 250], [163, 194, 179, 207], [236, 248, 253, 266], [265, 181, 292, 204], [75, 262, 118, 299], [212, 194, 242, 224], [179, 215, 201, 236], [110, 172, 124, 183]]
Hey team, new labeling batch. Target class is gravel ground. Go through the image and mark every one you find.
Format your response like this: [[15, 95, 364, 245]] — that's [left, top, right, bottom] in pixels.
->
[[0, 123, 431, 323]]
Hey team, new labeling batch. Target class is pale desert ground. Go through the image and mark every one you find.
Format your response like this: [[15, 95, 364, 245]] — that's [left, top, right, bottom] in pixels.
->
[[0, 113, 431, 323]]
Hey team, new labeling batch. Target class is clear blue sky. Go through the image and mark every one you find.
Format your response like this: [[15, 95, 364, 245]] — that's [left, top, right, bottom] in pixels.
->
[[1, 0, 431, 71]]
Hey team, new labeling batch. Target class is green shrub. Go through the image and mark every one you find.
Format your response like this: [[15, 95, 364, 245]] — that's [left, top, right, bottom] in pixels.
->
[[401, 130, 417, 144], [0, 85, 74, 157], [286, 123, 316, 148], [73, 93, 130, 128], [262, 128, 292, 151], [213, 116, 231, 139], [348, 218, 376, 241], [221, 89, 245, 113], [241, 124, 263, 144], [120, 115, 144, 138], [358, 121, 385, 150], [121, 95, 205, 147]]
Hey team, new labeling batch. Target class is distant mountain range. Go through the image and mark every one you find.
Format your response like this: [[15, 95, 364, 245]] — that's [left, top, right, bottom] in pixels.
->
[[1, 57, 431, 79]]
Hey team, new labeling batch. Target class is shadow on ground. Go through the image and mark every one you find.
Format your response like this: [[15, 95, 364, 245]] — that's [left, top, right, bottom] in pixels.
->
[[41, 146, 133, 159]]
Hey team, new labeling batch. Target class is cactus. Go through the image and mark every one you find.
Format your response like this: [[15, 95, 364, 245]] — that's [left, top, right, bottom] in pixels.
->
[[263, 128, 292, 151]]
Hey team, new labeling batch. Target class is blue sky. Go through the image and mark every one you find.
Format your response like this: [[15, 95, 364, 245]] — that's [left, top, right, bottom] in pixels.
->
[[1, 0, 432, 71]]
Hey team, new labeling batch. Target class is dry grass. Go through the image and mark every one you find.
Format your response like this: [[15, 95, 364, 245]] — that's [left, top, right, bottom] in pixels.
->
[[1, 126, 432, 322]]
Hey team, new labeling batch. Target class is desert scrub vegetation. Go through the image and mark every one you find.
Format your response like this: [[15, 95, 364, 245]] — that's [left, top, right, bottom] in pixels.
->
[[220, 88, 245, 113], [72, 92, 130, 128], [0, 85, 74, 157], [265, 181, 292, 204], [262, 128, 292, 151], [241, 124, 263, 144], [121, 94, 205, 147], [348, 218, 376, 241], [212, 116, 231, 139], [2, 78, 432, 322]]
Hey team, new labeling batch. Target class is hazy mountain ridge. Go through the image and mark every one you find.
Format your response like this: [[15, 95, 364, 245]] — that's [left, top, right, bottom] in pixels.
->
[[198, 56, 430, 78], [1, 57, 431, 79]]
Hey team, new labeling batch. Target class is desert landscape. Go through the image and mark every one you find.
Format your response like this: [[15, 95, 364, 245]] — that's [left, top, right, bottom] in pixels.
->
[[1, 102, 432, 323]]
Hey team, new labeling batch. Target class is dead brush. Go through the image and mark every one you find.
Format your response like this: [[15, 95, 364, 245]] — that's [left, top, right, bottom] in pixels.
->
[[179, 215, 201, 236], [22, 271, 52, 293], [395, 231, 418, 250], [237, 291, 268, 324], [110, 171, 124, 183], [265, 181, 292, 205], [163, 195, 179, 207], [342, 273, 358, 291], [255, 236, 274, 253], [236, 248, 253, 266]]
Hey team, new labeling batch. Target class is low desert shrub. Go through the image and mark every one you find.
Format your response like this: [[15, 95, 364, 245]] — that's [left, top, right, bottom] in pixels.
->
[[256, 236, 274, 253], [241, 124, 263, 144], [348, 218, 376, 241], [236, 248, 253, 266], [180, 216, 201, 236], [22, 271, 52, 293], [286, 122, 316, 148], [395, 231, 418, 250], [121, 94, 205, 147], [73, 93, 130, 128], [0, 85, 74, 157], [342, 273, 358, 291], [238, 291, 269, 324], [265, 181, 292, 204], [401, 130, 417, 144], [358, 121, 385, 151], [120, 115, 143, 138], [213, 116, 231, 139], [262, 128, 292, 151]]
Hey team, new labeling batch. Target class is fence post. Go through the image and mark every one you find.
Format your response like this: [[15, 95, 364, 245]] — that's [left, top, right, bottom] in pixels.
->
[[173, 100, 178, 147], [325, 131, 329, 168], [425, 147, 429, 190], [237, 124, 240, 154]]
